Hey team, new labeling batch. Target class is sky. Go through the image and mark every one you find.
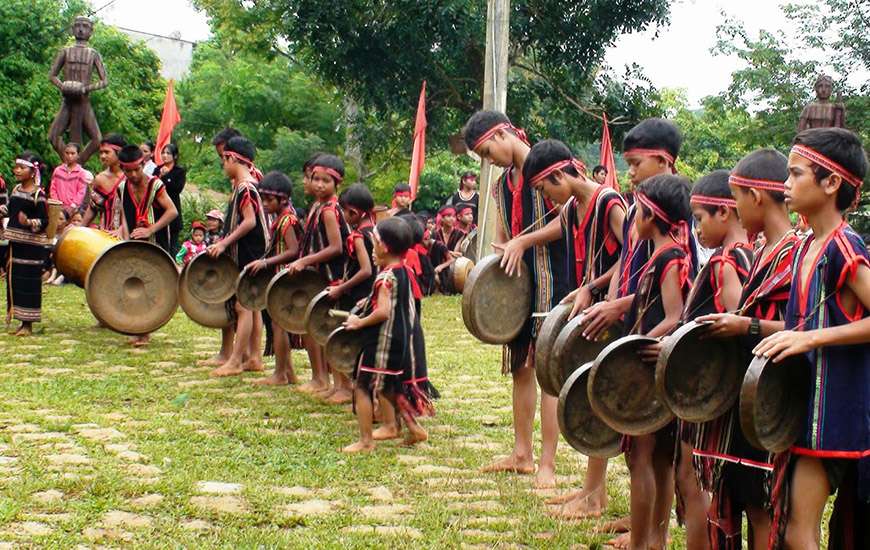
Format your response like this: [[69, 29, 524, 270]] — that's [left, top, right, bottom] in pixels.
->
[[98, 0, 861, 108]]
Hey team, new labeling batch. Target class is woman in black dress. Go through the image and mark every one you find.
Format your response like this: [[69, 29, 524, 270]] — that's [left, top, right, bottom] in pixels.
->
[[157, 143, 186, 256]]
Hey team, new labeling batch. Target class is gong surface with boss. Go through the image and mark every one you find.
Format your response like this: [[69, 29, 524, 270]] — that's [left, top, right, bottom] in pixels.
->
[[551, 315, 624, 400], [186, 253, 240, 304], [266, 269, 328, 334], [558, 362, 622, 457], [461, 254, 532, 344], [178, 262, 232, 329], [235, 264, 273, 311], [304, 290, 344, 346], [324, 326, 363, 375], [534, 303, 573, 397]]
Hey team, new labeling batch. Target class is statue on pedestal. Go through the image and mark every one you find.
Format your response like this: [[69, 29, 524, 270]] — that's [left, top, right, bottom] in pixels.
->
[[798, 74, 845, 132], [48, 16, 108, 164]]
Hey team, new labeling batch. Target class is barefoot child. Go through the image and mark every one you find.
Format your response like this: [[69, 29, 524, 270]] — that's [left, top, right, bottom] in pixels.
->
[[696, 149, 799, 549], [248, 171, 302, 386], [207, 136, 268, 376], [516, 139, 626, 519], [333, 183, 376, 305], [175, 221, 208, 265], [2, 152, 49, 336], [463, 111, 570, 488], [754, 128, 869, 549], [342, 217, 437, 452]]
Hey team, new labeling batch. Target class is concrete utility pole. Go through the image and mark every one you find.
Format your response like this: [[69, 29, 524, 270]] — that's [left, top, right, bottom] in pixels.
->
[[476, 0, 510, 261]]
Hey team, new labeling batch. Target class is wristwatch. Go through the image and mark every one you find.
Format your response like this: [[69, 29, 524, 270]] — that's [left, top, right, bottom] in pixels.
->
[[748, 317, 761, 336]]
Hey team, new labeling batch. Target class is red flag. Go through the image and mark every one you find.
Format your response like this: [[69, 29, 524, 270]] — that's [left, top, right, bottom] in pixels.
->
[[154, 80, 181, 165], [408, 81, 427, 199], [600, 113, 619, 191]]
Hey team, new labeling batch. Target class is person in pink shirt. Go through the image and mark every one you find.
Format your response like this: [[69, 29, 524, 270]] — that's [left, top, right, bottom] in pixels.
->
[[49, 143, 92, 211]]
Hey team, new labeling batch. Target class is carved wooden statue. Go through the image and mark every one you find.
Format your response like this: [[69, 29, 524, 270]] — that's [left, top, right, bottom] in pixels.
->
[[798, 74, 845, 132]]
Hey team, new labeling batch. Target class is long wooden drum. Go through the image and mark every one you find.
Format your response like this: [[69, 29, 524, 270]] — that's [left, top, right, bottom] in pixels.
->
[[461, 254, 532, 344], [656, 321, 746, 422], [558, 362, 621, 457], [588, 335, 672, 436], [45, 199, 64, 240], [739, 354, 810, 452], [178, 262, 232, 329], [266, 269, 328, 334], [186, 253, 239, 304], [55, 227, 179, 335]]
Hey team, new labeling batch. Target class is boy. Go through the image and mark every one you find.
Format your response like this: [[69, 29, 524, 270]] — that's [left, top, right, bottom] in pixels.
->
[[204, 210, 224, 245], [207, 136, 269, 377], [697, 149, 799, 548], [463, 111, 570, 488], [50, 142, 92, 211], [332, 183, 376, 305], [453, 205, 476, 251], [81, 133, 126, 231], [517, 139, 626, 519], [114, 145, 178, 346], [388, 183, 413, 216], [175, 221, 208, 265], [592, 165, 607, 185], [248, 171, 302, 386], [753, 128, 869, 549]]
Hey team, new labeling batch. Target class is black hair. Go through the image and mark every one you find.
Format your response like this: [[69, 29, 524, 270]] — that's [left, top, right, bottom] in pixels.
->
[[117, 145, 144, 164], [192, 226, 205, 234], [592, 165, 607, 175], [732, 148, 788, 203], [417, 210, 433, 222], [311, 154, 344, 181], [394, 182, 411, 194], [161, 143, 180, 161], [793, 128, 868, 212], [142, 140, 155, 150], [101, 133, 127, 149], [65, 142, 81, 153], [224, 136, 256, 162], [461, 171, 477, 180], [523, 139, 579, 185], [398, 213, 424, 244], [376, 216, 414, 255], [636, 174, 692, 235], [302, 152, 324, 173], [339, 182, 375, 212], [211, 127, 242, 146], [623, 118, 682, 162], [16, 151, 47, 182], [462, 110, 512, 149], [259, 170, 293, 198], [691, 169, 733, 215]]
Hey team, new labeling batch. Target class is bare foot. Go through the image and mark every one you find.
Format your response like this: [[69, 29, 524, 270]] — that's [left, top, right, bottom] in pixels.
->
[[197, 355, 228, 367], [326, 388, 353, 404], [595, 516, 630, 534], [251, 373, 289, 386], [129, 335, 150, 347], [14, 325, 31, 337], [372, 425, 401, 441], [480, 455, 535, 474], [314, 386, 335, 400], [403, 424, 428, 447], [210, 359, 245, 378], [546, 489, 584, 505], [548, 490, 606, 520], [296, 381, 317, 393], [606, 531, 631, 549], [243, 359, 264, 372], [534, 463, 557, 489], [342, 440, 375, 453], [286, 370, 299, 385]]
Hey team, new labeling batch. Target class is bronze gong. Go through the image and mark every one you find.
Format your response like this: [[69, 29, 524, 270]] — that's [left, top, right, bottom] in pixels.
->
[[178, 262, 232, 329], [656, 321, 747, 423], [235, 264, 273, 311], [85, 240, 178, 335], [588, 335, 673, 436], [324, 326, 363, 375], [739, 353, 810, 452], [461, 254, 532, 344], [450, 256, 474, 294], [304, 290, 344, 346], [534, 303, 573, 397], [558, 362, 622, 457], [186, 252, 240, 304], [551, 315, 624, 400], [266, 268, 328, 334]]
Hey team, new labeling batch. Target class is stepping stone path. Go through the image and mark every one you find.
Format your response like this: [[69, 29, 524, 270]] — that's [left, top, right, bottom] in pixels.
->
[[195, 481, 242, 494], [190, 495, 250, 515]]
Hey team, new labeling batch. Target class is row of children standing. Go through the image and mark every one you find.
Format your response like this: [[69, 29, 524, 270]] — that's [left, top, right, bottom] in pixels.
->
[[461, 110, 868, 549], [200, 128, 437, 453]]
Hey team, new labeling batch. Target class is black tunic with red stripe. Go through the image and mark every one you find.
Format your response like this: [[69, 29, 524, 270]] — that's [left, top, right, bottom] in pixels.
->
[[560, 187, 625, 288], [300, 196, 350, 283], [682, 243, 753, 320], [343, 222, 375, 302], [624, 244, 691, 336]]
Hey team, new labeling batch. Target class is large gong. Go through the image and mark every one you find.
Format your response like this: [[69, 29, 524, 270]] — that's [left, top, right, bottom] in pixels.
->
[[558, 362, 622, 458], [461, 254, 532, 344], [266, 269, 328, 334]]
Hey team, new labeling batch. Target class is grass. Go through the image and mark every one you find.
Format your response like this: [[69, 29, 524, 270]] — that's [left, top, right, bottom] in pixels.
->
[[0, 283, 696, 549]]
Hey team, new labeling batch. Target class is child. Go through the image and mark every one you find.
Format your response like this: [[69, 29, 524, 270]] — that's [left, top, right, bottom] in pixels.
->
[[753, 128, 869, 549], [2, 152, 49, 336], [204, 210, 224, 245], [696, 149, 798, 549], [388, 183, 413, 216], [342, 217, 437, 452], [516, 139, 626, 519], [248, 171, 302, 386], [434, 205, 462, 252], [49, 142, 92, 211], [622, 174, 692, 550], [453, 205, 476, 252], [288, 154, 351, 399], [81, 133, 126, 231], [446, 171, 479, 223], [207, 136, 269, 376], [176, 221, 208, 266], [332, 183, 376, 305], [463, 110, 570, 488], [44, 209, 73, 286]]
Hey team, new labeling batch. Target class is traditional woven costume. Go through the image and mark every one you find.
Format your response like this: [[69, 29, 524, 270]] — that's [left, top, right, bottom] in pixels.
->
[[4, 182, 48, 323], [299, 195, 350, 284], [115, 176, 172, 251], [261, 204, 302, 355], [88, 172, 123, 231], [344, 218, 375, 303], [223, 179, 268, 267]]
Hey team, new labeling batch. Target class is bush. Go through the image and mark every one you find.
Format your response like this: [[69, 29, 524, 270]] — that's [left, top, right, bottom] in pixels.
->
[[180, 192, 222, 239]]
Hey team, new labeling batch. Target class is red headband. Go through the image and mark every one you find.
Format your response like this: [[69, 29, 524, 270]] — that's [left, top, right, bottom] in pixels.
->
[[636, 191, 674, 226], [101, 143, 122, 152], [259, 188, 289, 199], [528, 158, 587, 186], [471, 122, 530, 150], [728, 174, 785, 193], [223, 150, 253, 165], [393, 190, 412, 198], [636, 191, 692, 262], [690, 195, 737, 209], [311, 165, 343, 183], [624, 148, 676, 166], [439, 207, 455, 216], [457, 206, 473, 215], [119, 158, 144, 170], [791, 145, 863, 189]]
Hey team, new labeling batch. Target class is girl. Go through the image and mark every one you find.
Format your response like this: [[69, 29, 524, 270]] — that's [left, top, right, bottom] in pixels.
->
[[446, 171, 479, 222], [3, 152, 49, 336], [342, 217, 437, 452], [204, 210, 224, 246], [248, 171, 302, 386], [175, 221, 208, 265], [333, 183, 376, 305], [157, 143, 186, 256]]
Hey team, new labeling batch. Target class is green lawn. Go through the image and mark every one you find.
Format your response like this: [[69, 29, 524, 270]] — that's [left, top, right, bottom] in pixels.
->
[[0, 284, 669, 548]]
